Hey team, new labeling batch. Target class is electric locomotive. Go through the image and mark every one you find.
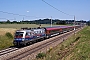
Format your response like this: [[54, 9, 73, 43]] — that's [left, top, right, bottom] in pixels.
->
[[13, 28, 46, 46]]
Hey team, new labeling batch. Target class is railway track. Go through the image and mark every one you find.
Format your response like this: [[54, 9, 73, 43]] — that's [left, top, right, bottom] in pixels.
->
[[9, 34, 65, 60], [0, 28, 82, 60], [0, 47, 19, 56]]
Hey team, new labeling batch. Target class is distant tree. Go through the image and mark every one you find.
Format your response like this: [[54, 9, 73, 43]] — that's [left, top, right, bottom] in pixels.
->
[[13, 21, 17, 23], [56, 20, 66, 25], [12, 21, 17, 24], [53, 22, 57, 25], [87, 20, 90, 26], [6, 20, 10, 24]]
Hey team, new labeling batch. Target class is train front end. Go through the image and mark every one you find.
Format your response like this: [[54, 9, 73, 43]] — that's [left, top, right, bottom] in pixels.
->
[[13, 30, 25, 46]]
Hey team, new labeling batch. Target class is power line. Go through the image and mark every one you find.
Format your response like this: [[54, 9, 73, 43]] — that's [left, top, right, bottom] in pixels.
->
[[42, 0, 74, 16], [0, 18, 7, 20], [0, 17, 15, 20], [0, 11, 43, 18]]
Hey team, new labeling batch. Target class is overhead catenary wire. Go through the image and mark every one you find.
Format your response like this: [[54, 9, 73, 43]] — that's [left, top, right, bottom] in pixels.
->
[[0, 17, 15, 20], [0, 11, 43, 18], [0, 17, 17, 22], [42, 0, 76, 27], [42, 0, 74, 16], [0, 17, 8, 20], [0, 1, 74, 20]]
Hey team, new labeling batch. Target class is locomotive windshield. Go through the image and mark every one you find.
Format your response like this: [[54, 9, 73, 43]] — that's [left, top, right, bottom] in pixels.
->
[[15, 32, 24, 38]]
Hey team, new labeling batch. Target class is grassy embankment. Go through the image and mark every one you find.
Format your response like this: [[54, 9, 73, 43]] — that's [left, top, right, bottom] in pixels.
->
[[35, 26, 90, 60], [0, 28, 16, 50]]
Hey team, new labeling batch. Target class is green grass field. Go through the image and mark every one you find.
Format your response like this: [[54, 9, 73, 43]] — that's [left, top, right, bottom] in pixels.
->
[[0, 24, 63, 29], [35, 26, 90, 60], [0, 35, 13, 50]]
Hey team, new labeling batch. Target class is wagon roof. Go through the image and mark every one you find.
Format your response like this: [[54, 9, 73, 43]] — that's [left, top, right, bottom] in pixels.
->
[[45, 26, 73, 30]]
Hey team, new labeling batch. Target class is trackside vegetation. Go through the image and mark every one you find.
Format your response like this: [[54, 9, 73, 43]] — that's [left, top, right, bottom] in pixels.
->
[[5, 32, 13, 39], [36, 52, 46, 59], [0, 28, 16, 50], [0, 32, 13, 50], [35, 26, 90, 60]]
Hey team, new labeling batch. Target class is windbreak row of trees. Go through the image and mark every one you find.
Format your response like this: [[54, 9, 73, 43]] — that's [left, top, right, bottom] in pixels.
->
[[0, 18, 87, 25]]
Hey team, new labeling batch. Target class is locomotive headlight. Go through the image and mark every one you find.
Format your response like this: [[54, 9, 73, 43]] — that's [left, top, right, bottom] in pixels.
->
[[22, 39, 24, 41]]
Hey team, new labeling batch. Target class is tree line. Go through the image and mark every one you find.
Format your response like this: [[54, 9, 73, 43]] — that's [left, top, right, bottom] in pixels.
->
[[0, 18, 87, 25]]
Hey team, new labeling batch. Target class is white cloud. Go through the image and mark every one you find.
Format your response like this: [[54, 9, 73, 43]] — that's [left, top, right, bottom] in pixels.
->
[[26, 11, 29, 12]]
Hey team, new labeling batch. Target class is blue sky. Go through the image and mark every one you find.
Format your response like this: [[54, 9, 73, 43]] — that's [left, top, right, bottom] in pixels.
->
[[0, 0, 90, 21]]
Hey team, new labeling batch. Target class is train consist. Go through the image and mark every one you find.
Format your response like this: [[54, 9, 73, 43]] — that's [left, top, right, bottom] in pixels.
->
[[13, 25, 81, 46]]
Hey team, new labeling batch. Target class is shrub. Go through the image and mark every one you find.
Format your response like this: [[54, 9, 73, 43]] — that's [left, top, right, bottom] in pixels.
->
[[5, 32, 13, 39], [36, 52, 46, 59], [48, 47, 53, 52]]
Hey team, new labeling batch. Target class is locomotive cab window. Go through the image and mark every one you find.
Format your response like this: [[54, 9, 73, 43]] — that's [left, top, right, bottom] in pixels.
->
[[40, 31, 42, 33], [15, 32, 24, 38], [25, 32, 31, 36]]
